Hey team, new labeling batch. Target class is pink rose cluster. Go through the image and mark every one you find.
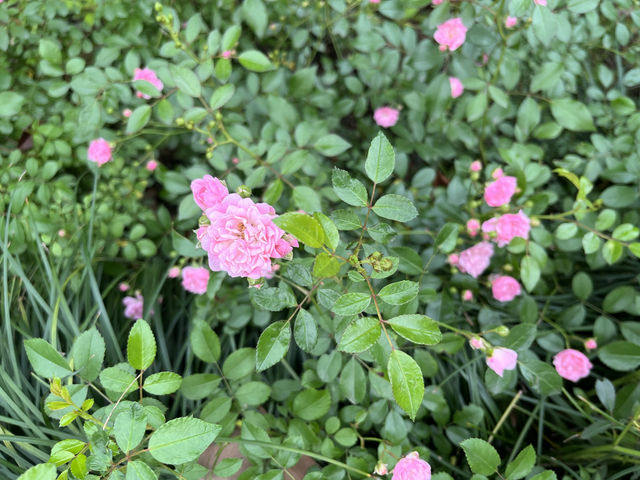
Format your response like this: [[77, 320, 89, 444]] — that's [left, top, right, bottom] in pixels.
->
[[391, 451, 431, 480], [434, 18, 467, 52], [482, 210, 531, 247], [192, 175, 298, 279], [553, 348, 592, 382], [133, 67, 163, 99]]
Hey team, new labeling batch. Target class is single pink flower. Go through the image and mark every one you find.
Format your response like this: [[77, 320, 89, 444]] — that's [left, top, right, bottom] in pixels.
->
[[482, 217, 498, 233], [392, 451, 431, 480], [449, 76, 464, 98], [87, 138, 112, 166], [505, 16, 518, 28], [58, 229, 66, 237], [585, 338, 598, 351], [491, 275, 521, 302], [123, 292, 144, 319], [494, 210, 530, 247], [374, 462, 388, 475], [190, 175, 229, 210], [133, 67, 163, 99], [553, 349, 592, 382], [207, 137, 214, 144], [123, 108, 132, 118], [168, 266, 181, 278], [462, 290, 473, 301], [373, 107, 400, 128], [457, 242, 494, 278], [448, 253, 459, 265], [434, 18, 467, 52], [492, 168, 504, 179], [486, 347, 518, 377], [484, 175, 517, 207], [467, 219, 481, 237], [469, 337, 484, 349], [470, 160, 482, 172], [181, 266, 210, 294], [232, 157, 239, 164], [221, 50, 233, 58], [432, 0, 443, 4], [146, 159, 158, 172], [534, 0, 547, 5], [119, 283, 130, 292]]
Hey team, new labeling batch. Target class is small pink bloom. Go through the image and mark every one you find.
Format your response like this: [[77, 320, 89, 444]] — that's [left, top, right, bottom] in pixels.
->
[[221, 50, 233, 58], [448, 253, 459, 265], [232, 157, 239, 164], [492, 275, 521, 302], [123, 292, 144, 319], [495, 210, 530, 247], [469, 337, 483, 349], [484, 175, 517, 207], [457, 242, 494, 278], [146, 159, 158, 172], [434, 18, 467, 52], [392, 451, 431, 480], [486, 347, 518, 377], [553, 348, 592, 382], [470, 160, 482, 172], [88, 138, 112, 166], [119, 283, 130, 292], [58, 229, 66, 237], [374, 107, 400, 128], [207, 137, 214, 144], [534, 0, 547, 5], [449, 77, 464, 98], [463, 290, 473, 301], [133, 67, 163, 99], [505, 16, 518, 28], [191, 175, 229, 210], [466, 219, 481, 237], [181, 266, 210, 295], [585, 338, 598, 351], [374, 462, 388, 475], [168, 266, 181, 278], [492, 168, 504, 179], [123, 108, 132, 118], [432, 0, 443, 4]]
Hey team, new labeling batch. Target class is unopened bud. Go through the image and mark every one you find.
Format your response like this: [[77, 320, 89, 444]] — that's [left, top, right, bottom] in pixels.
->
[[236, 185, 252, 198], [495, 325, 510, 336]]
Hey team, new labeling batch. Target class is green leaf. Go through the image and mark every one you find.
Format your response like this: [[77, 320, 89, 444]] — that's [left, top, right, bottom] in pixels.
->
[[143, 372, 183, 395], [313, 134, 351, 157], [221, 25, 241, 51], [294, 309, 317, 352], [126, 460, 158, 480], [24, 339, 72, 379], [340, 358, 366, 404], [331, 168, 368, 207], [0, 92, 24, 117], [338, 317, 381, 353], [100, 366, 137, 395], [133, 80, 161, 98], [149, 417, 221, 465], [17, 464, 56, 480], [550, 99, 595, 132], [598, 341, 640, 371], [532, 6, 556, 46], [506, 445, 536, 480], [602, 240, 623, 265], [595, 379, 616, 412], [222, 348, 255, 380], [127, 319, 157, 370], [518, 357, 562, 396], [582, 232, 601, 254], [387, 315, 442, 345], [567, 0, 598, 13], [378, 280, 418, 305], [236, 381, 271, 406], [251, 287, 297, 311], [292, 389, 331, 421], [332, 292, 371, 316], [612, 224, 639, 242], [466, 91, 488, 122], [273, 212, 325, 248], [601, 186, 637, 208], [169, 65, 202, 97], [372, 194, 418, 222], [629, 243, 640, 258], [572, 272, 592, 300], [530, 471, 558, 480], [190, 320, 221, 363], [171, 230, 205, 258], [256, 321, 291, 371], [520, 256, 540, 292], [388, 350, 424, 420], [238, 50, 275, 72], [126, 105, 151, 134], [114, 404, 147, 453], [70, 327, 105, 381], [242, 0, 268, 37], [315, 212, 339, 250], [460, 438, 501, 475], [39, 39, 62, 64], [214, 458, 244, 477], [209, 84, 236, 110], [313, 252, 341, 278], [365, 131, 395, 183], [434, 223, 459, 253]]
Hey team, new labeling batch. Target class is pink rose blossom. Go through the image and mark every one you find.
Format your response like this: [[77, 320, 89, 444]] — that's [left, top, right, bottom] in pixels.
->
[[484, 175, 517, 207], [448, 253, 459, 265], [467, 219, 481, 237], [221, 50, 233, 58], [392, 451, 431, 480], [432, 0, 443, 4], [146, 159, 158, 172], [123, 292, 144, 319], [232, 157, 239, 164], [534, 0, 547, 5], [469, 337, 484, 349], [470, 160, 482, 172], [494, 210, 530, 247], [553, 348, 592, 382], [88, 138, 112, 166], [374, 462, 388, 475], [58, 229, 66, 237], [463, 290, 473, 301], [168, 266, 181, 278], [505, 16, 518, 28], [181, 266, 210, 294], [585, 338, 597, 350], [190, 175, 229, 210], [449, 76, 464, 98], [374, 107, 400, 128], [457, 242, 494, 278], [492, 275, 521, 302], [370, 0, 381, 3], [486, 347, 518, 377], [123, 108, 132, 118], [434, 18, 467, 52], [133, 67, 163, 99], [119, 283, 130, 292], [492, 168, 504, 179]]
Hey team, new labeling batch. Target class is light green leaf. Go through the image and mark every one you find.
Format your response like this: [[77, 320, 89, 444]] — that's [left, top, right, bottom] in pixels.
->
[[273, 212, 325, 248], [460, 438, 501, 475], [332, 292, 371, 316], [315, 212, 339, 250], [190, 320, 221, 363], [505, 445, 536, 480], [171, 230, 205, 258], [365, 131, 395, 183], [313, 134, 351, 157], [148, 417, 221, 465], [388, 350, 424, 420], [222, 348, 255, 380], [294, 309, 318, 352], [313, 252, 341, 278], [518, 357, 562, 396], [292, 389, 331, 421], [242, 0, 268, 37], [0, 92, 24, 117], [567, 0, 598, 13], [550, 99, 595, 132], [126, 460, 158, 480], [582, 232, 601, 254], [143, 372, 183, 395], [520, 256, 540, 292], [372, 194, 418, 222], [17, 464, 56, 480], [24, 339, 72, 379], [256, 321, 291, 371], [70, 327, 105, 381], [169, 65, 202, 97], [209, 84, 236, 110], [602, 240, 623, 265], [332, 168, 368, 207], [387, 315, 442, 345], [378, 280, 418, 305], [127, 319, 156, 370], [114, 404, 147, 453], [251, 287, 297, 312], [338, 317, 381, 353], [126, 105, 151, 134], [340, 358, 366, 404], [598, 341, 640, 371], [238, 50, 275, 72]]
